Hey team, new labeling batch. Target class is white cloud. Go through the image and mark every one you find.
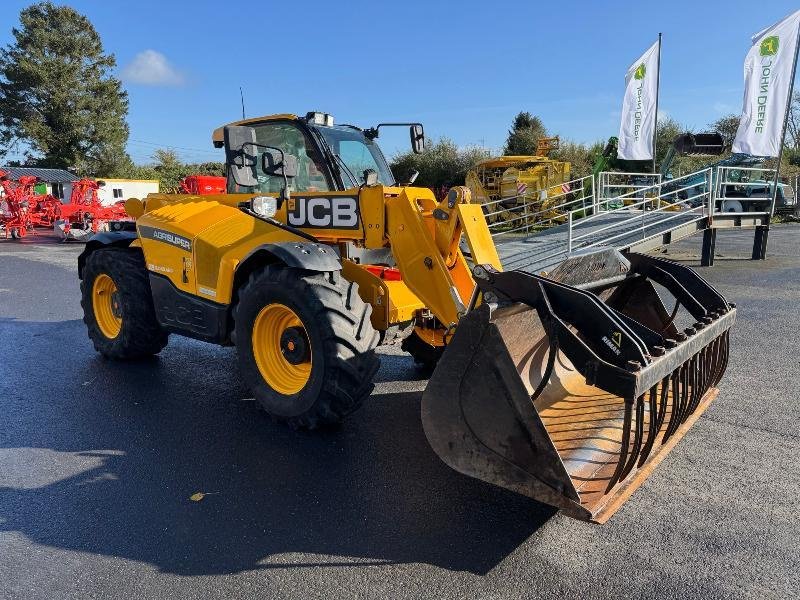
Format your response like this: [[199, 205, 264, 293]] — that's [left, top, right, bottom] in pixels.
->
[[657, 108, 669, 121], [122, 50, 185, 86]]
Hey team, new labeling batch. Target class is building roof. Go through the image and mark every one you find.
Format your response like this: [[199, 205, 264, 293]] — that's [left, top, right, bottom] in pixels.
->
[[0, 166, 79, 183]]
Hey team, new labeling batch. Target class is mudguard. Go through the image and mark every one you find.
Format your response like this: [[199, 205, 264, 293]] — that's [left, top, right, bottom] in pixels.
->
[[242, 242, 342, 272], [77, 230, 139, 279]]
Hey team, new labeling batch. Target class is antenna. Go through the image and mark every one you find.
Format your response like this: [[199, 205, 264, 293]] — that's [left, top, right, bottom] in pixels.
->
[[239, 87, 246, 120]]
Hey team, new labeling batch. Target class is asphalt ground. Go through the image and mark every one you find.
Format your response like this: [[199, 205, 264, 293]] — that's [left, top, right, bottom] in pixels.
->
[[1, 226, 799, 599]]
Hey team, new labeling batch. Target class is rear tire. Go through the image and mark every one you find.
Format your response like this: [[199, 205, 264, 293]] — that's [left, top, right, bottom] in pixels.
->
[[81, 248, 168, 359], [234, 266, 380, 429]]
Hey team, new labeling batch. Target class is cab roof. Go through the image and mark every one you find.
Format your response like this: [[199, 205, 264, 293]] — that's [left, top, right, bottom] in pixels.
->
[[211, 114, 298, 147]]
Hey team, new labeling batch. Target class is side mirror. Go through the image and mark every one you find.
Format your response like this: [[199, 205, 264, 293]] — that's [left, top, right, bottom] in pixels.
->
[[224, 125, 258, 187], [410, 124, 425, 154], [262, 151, 298, 179]]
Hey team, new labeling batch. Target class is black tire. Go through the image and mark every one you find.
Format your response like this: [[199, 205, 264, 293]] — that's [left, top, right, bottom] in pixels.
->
[[234, 266, 380, 429], [401, 330, 444, 372], [80, 247, 168, 359]]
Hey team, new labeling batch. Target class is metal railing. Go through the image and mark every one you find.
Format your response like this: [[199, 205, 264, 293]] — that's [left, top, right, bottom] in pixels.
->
[[713, 166, 776, 216], [486, 174, 595, 238], [596, 172, 662, 212], [567, 169, 713, 253], [489, 165, 790, 269]]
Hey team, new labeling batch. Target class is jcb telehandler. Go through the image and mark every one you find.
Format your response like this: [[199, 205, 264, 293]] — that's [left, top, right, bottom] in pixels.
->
[[79, 112, 736, 522]]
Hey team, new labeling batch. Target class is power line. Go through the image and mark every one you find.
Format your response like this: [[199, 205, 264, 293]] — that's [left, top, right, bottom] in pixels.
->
[[128, 138, 221, 155]]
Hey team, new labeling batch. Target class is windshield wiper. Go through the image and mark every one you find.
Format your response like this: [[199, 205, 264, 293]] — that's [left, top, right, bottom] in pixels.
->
[[332, 152, 360, 188]]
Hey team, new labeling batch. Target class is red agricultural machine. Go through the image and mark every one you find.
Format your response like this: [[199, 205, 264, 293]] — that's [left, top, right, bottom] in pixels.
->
[[179, 174, 226, 195], [55, 179, 130, 242], [0, 169, 62, 239]]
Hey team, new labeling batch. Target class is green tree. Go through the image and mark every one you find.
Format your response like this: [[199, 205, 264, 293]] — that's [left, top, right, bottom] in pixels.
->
[[786, 91, 800, 151], [390, 138, 491, 192], [552, 140, 604, 179], [110, 148, 225, 193], [0, 2, 129, 175], [503, 112, 548, 155]]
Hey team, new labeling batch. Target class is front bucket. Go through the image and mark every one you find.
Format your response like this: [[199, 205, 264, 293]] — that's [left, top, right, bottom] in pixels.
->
[[422, 250, 735, 522]]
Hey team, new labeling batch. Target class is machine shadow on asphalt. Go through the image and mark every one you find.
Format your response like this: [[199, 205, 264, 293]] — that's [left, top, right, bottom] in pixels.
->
[[0, 318, 557, 576]]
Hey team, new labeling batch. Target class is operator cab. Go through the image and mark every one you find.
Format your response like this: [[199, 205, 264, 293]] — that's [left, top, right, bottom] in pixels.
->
[[212, 112, 425, 196]]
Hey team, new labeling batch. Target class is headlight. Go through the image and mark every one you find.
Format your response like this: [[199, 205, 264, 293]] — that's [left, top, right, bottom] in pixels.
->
[[250, 196, 277, 217]]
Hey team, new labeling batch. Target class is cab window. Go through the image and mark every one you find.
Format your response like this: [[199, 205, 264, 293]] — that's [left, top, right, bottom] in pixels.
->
[[229, 122, 331, 194]]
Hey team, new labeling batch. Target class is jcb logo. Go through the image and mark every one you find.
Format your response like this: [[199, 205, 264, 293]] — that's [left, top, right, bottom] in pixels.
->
[[287, 196, 359, 230]]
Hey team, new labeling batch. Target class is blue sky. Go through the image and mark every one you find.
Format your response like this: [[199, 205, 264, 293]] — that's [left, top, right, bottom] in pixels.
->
[[1, 0, 799, 164]]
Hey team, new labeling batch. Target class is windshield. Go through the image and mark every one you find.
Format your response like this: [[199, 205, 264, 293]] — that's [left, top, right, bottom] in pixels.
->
[[315, 125, 395, 187]]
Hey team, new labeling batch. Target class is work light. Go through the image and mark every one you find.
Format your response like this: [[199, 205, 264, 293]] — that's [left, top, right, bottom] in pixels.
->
[[250, 196, 278, 217]]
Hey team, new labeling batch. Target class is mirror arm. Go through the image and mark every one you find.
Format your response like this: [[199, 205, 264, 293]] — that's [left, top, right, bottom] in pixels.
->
[[366, 122, 423, 138], [242, 142, 291, 202]]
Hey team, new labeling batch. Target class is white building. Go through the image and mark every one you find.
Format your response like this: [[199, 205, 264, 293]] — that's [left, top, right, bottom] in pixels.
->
[[96, 179, 159, 206]]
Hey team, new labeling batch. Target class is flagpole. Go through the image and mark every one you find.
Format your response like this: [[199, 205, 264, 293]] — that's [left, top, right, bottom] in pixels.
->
[[769, 25, 800, 216], [652, 33, 662, 174]]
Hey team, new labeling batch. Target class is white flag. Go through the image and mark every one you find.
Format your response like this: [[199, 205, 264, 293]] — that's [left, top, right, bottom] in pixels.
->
[[618, 40, 660, 161], [732, 10, 800, 157]]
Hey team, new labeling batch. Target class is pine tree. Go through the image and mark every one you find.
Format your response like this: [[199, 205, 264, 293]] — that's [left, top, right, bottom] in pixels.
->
[[0, 2, 129, 175], [503, 112, 547, 155]]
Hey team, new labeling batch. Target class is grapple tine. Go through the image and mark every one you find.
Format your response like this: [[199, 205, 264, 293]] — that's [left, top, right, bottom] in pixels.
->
[[663, 369, 681, 443], [679, 363, 690, 427], [688, 350, 705, 416], [681, 354, 698, 425], [638, 385, 659, 466], [620, 394, 646, 479], [656, 375, 670, 431], [715, 331, 730, 386], [708, 336, 723, 389], [605, 396, 634, 492], [695, 345, 713, 412]]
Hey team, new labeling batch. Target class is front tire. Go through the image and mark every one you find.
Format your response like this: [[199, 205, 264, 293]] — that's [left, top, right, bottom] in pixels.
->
[[234, 266, 380, 429], [80, 248, 168, 359]]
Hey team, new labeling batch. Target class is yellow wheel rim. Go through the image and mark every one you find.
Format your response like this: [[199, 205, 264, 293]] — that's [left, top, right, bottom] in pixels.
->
[[92, 273, 122, 339], [252, 303, 312, 395]]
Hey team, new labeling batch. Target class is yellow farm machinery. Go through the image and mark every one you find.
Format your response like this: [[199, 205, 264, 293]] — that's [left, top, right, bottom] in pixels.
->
[[78, 111, 736, 522], [466, 137, 582, 232]]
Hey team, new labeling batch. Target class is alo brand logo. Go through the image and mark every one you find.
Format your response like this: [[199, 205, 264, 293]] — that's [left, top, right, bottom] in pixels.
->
[[760, 36, 779, 57], [634, 63, 646, 80], [287, 196, 359, 229]]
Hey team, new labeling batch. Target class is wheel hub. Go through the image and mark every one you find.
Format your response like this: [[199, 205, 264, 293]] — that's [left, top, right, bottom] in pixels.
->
[[280, 326, 310, 365], [110, 292, 122, 318]]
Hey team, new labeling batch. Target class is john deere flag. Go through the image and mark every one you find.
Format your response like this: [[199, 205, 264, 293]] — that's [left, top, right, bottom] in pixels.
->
[[733, 10, 800, 157], [618, 40, 660, 160]]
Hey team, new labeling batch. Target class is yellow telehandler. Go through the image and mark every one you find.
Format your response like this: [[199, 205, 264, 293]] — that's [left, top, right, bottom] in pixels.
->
[[78, 111, 735, 522]]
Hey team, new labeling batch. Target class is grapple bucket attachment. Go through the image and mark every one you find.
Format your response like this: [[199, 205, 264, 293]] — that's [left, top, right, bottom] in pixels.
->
[[422, 250, 735, 522]]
